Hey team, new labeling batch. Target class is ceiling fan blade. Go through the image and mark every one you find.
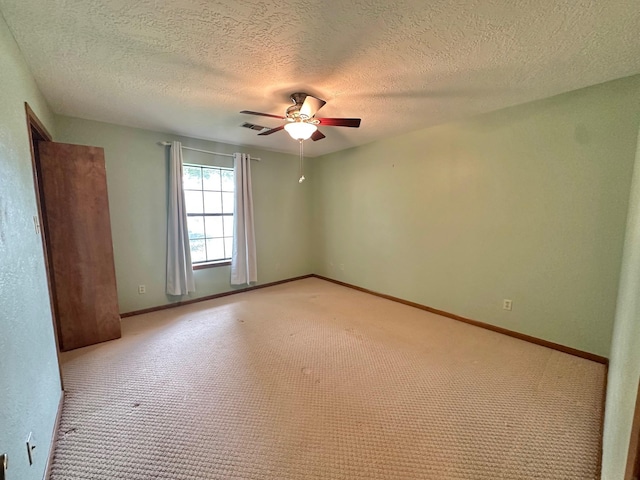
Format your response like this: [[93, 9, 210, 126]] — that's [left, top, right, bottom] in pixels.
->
[[258, 125, 285, 136], [240, 110, 285, 120], [318, 118, 361, 128], [311, 129, 326, 141], [300, 95, 326, 118]]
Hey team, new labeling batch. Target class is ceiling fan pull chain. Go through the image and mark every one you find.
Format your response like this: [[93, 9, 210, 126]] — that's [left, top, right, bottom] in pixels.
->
[[299, 139, 305, 183]]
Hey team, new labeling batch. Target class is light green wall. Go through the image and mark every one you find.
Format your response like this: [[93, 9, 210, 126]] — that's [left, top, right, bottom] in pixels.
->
[[26, 59, 640, 478], [311, 75, 640, 358], [0, 12, 62, 480], [602, 127, 640, 479], [55, 116, 314, 313]]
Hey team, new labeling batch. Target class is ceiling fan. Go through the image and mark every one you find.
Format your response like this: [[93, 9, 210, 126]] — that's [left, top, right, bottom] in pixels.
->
[[240, 92, 361, 141]]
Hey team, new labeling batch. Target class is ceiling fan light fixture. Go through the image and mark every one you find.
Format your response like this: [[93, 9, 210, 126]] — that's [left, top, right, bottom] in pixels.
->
[[284, 121, 317, 140]]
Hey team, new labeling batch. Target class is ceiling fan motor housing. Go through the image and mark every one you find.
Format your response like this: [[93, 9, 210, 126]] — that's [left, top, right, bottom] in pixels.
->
[[286, 105, 302, 121], [240, 93, 359, 140], [286, 93, 310, 121]]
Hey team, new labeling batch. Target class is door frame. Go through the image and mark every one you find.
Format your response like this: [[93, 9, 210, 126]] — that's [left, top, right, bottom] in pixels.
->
[[25, 102, 64, 389]]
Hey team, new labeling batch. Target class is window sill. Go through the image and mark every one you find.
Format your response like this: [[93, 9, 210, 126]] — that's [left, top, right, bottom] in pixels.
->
[[193, 260, 231, 270]]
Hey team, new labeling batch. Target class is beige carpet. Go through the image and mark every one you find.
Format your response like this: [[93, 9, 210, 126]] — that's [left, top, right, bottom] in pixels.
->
[[51, 278, 605, 479]]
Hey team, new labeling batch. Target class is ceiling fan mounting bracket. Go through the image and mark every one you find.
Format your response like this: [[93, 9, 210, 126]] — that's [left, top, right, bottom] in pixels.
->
[[289, 92, 309, 106]]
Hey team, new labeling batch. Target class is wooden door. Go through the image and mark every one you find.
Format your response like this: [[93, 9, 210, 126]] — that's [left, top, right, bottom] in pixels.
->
[[627, 381, 640, 480], [38, 141, 121, 350]]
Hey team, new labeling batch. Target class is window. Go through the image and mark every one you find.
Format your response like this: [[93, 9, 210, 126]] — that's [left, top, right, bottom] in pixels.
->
[[183, 164, 234, 265]]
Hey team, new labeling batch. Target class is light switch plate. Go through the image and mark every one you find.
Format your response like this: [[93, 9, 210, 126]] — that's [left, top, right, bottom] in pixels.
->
[[26, 432, 35, 465], [1, 453, 8, 480]]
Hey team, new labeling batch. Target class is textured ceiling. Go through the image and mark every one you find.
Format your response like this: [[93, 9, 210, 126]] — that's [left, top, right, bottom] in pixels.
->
[[1, 0, 640, 157]]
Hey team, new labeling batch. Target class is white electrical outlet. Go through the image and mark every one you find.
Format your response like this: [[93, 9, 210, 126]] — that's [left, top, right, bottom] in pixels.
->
[[339, 263, 345, 271], [138, 285, 146, 295], [503, 299, 513, 311]]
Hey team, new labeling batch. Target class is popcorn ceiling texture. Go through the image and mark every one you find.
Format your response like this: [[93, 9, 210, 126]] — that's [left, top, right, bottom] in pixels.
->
[[51, 278, 605, 479], [0, 0, 639, 157]]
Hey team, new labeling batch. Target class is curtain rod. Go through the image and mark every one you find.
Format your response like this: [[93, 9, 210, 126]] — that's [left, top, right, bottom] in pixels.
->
[[159, 142, 261, 161]]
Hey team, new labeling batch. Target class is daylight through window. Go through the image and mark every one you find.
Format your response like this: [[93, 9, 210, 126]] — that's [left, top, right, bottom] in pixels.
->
[[183, 164, 234, 264]]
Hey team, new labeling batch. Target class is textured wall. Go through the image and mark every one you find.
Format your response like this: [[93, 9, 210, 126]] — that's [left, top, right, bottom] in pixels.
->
[[0, 13, 61, 480], [55, 117, 314, 313], [602, 126, 640, 479], [311, 75, 640, 358]]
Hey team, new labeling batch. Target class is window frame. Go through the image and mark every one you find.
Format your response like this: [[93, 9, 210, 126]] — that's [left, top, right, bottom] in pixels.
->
[[182, 163, 234, 269]]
